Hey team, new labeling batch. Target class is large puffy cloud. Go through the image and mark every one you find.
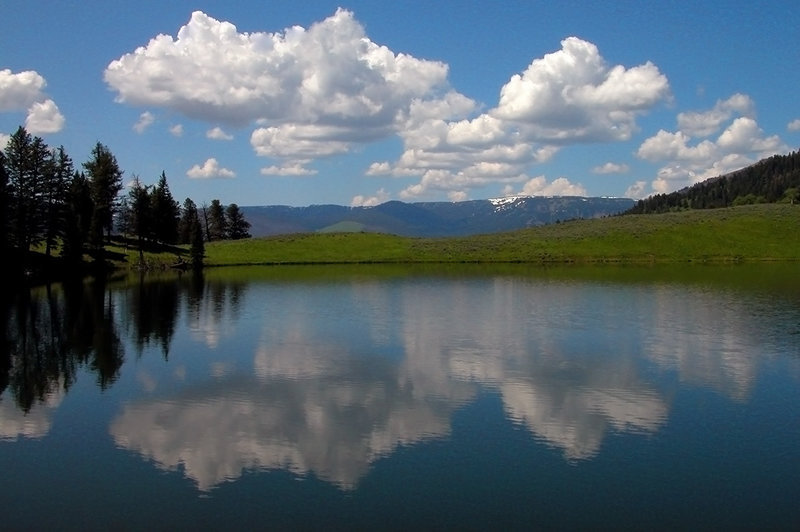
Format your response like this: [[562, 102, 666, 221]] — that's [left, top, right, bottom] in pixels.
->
[[106, 12, 672, 201], [0, 69, 65, 133], [105, 9, 448, 133], [717, 117, 783, 153], [492, 37, 670, 143], [635, 94, 788, 194], [383, 37, 669, 199], [0, 69, 46, 110]]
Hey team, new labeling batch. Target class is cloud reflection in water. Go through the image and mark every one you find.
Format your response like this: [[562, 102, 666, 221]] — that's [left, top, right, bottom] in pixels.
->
[[109, 273, 783, 490]]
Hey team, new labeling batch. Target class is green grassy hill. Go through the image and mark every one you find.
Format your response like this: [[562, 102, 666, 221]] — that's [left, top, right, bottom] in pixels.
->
[[203, 204, 800, 266]]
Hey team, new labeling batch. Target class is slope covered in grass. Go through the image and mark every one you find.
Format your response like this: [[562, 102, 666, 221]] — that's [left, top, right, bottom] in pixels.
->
[[203, 204, 800, 266]]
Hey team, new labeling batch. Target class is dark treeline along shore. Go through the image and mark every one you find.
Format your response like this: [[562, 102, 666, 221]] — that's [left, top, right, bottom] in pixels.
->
[[1, 126, 251, 283], [2, 123, 799, 285]]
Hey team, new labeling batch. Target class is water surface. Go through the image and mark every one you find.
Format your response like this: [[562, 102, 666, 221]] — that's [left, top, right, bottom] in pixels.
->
[[1, 264, 799, 530]]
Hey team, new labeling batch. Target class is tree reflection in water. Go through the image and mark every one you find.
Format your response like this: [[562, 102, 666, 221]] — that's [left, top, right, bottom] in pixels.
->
[[1, 278, 122, 413]]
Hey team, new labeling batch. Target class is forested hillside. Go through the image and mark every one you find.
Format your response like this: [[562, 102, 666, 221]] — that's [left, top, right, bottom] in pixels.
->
[[626, 150, 800, 214]]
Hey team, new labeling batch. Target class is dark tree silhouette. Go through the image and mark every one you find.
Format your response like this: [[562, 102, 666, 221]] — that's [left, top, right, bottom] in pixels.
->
[[42, 146, 73, 258], [151, 171, 179, 245], [84, 142, 123, 248], [178, 197, 199, 245], [127, 175, 152, 261], [225, 203, 251, 240], [208, 199, 227, 241]]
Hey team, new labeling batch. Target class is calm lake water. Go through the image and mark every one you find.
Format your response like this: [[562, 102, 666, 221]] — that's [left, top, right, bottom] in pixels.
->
[[1, 264, 799, 530]]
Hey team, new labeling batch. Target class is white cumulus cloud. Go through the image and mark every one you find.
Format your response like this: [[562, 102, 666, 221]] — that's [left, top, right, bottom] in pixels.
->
[[624, 180, 648, 199], [103, 12, 678, 201], [385, 36, 668, 199], [1, 69, 65, 133], [351, 188, 390, 207], [788, 119, 800, 132], [187, 158, 235, 179], [519, 176, 587, 197], [0, 69, 46, 110], [676, 93, 755, 137], [105, 9, 448, 137], [25, 99, 65, 134], [492, 37, 670, 143], [636, 94, 789, 195]]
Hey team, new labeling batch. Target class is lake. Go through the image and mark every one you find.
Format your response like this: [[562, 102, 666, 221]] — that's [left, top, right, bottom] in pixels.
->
[[1, 264, 799, 530]]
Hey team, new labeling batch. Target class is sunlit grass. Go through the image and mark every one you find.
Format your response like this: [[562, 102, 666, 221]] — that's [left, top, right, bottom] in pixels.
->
[[202, 204, 800, 266]]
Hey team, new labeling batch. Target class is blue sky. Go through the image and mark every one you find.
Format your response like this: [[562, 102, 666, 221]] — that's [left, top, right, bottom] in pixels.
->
[[2, 1, 799, 207]]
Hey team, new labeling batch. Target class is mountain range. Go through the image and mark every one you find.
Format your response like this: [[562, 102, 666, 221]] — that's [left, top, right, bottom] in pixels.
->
[[241, 196, 635, 238]]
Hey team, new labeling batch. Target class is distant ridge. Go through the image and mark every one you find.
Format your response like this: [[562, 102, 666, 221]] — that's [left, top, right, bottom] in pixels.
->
[[625, 150, 800, 214], [241, 196, 635, 238]]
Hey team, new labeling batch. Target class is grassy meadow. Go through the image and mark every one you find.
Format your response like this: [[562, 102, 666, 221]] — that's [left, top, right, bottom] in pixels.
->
[[197, 204, 800, 267]]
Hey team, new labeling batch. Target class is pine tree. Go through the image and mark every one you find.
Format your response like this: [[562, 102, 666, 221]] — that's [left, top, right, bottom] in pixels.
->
[[225, 203, 251, 240], [62, 171, 93, 265], [150, 171, 179, 244], [42, 146, 73, 258], [0, 150, 9, 256], [178, 198, 199, 245], [84, 142, 123, 247], [5, 127, 50, 253], [208, 199, 227, 241], [127, 175, 152, 262]]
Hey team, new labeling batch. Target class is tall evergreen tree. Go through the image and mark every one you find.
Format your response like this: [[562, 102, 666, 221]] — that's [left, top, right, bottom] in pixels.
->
[[42, 146, 73, 258], [150, 171, 179, 244], [127, 175, 152, 261], [184, 203, 205, 269], [5, 127, 50, 253], [0, 150, 9, 255], [83, 142, 123, 247], [62, 171, 93, 265], [178, 197, 199, 245], [225, 203, 251, 240], [207, 199, 227, 241]]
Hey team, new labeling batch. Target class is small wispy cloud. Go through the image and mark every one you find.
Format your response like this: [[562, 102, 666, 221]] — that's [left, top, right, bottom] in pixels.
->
[[206, 126, 233, 140], [591, 162, 630, 174]]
